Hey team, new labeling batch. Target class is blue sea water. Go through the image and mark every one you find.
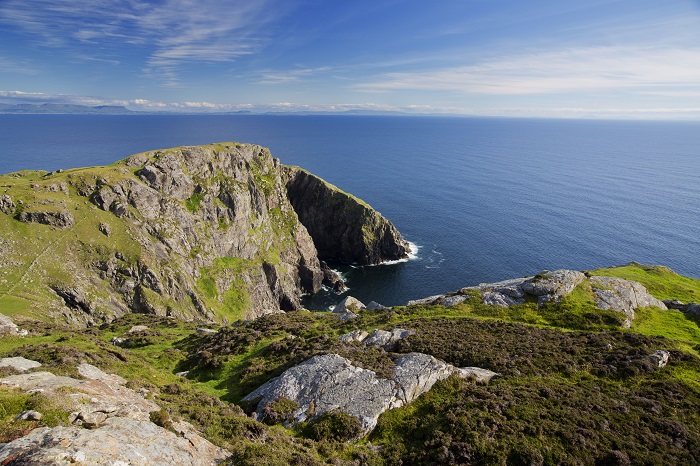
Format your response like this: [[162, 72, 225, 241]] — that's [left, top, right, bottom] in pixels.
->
[[1, 114, 699, 310]]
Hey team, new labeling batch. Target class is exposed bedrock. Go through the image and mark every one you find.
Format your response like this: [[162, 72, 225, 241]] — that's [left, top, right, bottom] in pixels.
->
[[0, 143, 410, 325], [283, 167, 411, 265]]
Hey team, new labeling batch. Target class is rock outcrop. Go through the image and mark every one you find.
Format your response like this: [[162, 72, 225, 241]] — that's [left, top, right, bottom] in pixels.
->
[[409, 269, 667, 327], [0, 360, 228, 464], [589, 276, 667, 327], [0, 313, 21, 336], [464, 269, 587, 307], [0, 194, 14, 215], [0, 143, 408, 325], [284, 167, 411, 265], [339, 328, 415, 350], [242, 352, 498, 436]]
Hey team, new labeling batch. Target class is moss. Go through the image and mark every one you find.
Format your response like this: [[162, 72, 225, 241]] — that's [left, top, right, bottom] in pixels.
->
[[185, 192, 205, 213]]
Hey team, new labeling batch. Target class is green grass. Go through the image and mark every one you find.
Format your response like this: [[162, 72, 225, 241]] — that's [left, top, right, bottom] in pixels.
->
[[185, 192, 205, 213], [630, 307, 700, 354], [591, 263, 700, 303]]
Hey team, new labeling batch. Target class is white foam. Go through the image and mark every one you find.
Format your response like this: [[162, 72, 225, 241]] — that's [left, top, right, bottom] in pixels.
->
[[376, 241, 421, 266]]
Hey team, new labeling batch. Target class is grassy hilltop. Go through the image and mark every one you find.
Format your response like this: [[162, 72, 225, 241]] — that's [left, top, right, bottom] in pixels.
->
[[1, 263, 699, 465]]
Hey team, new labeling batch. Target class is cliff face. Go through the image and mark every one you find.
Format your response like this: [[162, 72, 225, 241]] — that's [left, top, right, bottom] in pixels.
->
[[284, 167, 410, 265], [0, 143, 408, 326]]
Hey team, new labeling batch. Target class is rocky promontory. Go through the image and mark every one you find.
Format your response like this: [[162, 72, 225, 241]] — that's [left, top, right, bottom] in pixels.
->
[[0, 143, 409, 326]]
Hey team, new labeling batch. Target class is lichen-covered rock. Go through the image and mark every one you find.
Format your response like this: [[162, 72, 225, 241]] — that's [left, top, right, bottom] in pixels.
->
[[0, 313, 20, 336], [0, 357, 41, 372], [461, 270, 585, 307], [18, 209, 74, 228], [0, 194, 15, 214], [366, 301, 388, 310], [242, 353, 498, 436], [0, 363, 228, 464], [590, 276, 667, 327], [0, 417, 228, 465], [407, 294, 445, 306], [339, 329, 369, 343], [364, 328, 414, 350], [333, 296, 366, 313], [651, 350, 670, 368], [520, 270, 586, 304], [284, 167, 411, 265]]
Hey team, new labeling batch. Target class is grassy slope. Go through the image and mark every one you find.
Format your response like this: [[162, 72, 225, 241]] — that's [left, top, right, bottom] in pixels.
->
[[0, 264, 699, 465]]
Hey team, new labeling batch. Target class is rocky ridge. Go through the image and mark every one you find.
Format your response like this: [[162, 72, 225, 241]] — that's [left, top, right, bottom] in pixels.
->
[[0, 358, 228, 465], [409, 268, 667, 327], [0, 143, 409, 326]]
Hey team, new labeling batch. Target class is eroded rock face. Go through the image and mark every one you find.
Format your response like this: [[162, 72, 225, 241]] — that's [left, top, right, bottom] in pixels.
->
[[0, 361, 228, 464], [18, 210, 74, 229], [590, 276, 667, 327], [242, 353, 498, 436], [284, 167, 411, 265], [1, 143, 407, 325]]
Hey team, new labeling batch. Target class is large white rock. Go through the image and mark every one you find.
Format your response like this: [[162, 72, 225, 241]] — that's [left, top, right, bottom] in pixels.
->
[[242, 352, 498, 435]]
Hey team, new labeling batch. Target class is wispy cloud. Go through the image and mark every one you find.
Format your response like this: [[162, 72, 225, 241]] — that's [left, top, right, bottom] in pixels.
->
[[257, 66, 333, 84], [0, 57, 36, 74], [0, 0, 290, 86], [354, 46, 700, 96]]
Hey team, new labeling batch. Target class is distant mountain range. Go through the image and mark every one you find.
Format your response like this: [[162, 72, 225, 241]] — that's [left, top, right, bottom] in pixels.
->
[[0, 103, 136, 114]]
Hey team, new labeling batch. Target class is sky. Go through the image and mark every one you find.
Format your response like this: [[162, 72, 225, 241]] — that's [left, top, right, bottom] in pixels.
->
[[1, 0, 700, 119]]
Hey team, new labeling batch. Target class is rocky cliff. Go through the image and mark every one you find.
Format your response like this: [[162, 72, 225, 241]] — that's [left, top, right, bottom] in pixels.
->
[[284, 167, 410, 264], [0, 143, 409, 326]]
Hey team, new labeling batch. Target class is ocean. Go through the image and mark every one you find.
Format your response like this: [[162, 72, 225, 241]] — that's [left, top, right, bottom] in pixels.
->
[[1, 114, 699, 310]]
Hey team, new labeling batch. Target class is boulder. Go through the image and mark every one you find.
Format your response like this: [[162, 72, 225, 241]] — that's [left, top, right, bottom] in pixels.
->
[[0, 357, 42, 372], [651, 350, 670, 368], [407, 295, 445, 306], [663, 300, 700, 316], [335, 311, 358, 322], [366, 301, 388, 310], [0, 313, 20, 336], [242, 352, 498, 436], [0, 417, 228, 465], [0, 194, 15, 215], [333, 296, 366, 314], [16, 410, 42, 421], [364, 328, 414, 350], [440, 295, 468, 307], [520, 270, 586, 304], [127, 325, 149, 334], [339, 329, 369, 343], [590, 276, 667, 327]]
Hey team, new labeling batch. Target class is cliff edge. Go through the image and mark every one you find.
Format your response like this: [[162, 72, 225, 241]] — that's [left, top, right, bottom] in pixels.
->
[[0, 143, 409, 326], [284, 167, 410, 264]]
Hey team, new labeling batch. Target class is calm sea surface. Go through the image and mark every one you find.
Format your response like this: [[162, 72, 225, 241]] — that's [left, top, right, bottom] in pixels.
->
[[1, 114, 699, 309]]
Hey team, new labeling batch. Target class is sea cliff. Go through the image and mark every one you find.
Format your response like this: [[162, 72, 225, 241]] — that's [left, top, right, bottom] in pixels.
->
[[0, 143, 409, 325]]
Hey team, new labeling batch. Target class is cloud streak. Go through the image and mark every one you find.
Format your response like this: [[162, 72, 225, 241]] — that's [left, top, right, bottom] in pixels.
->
[[355, 46, 700, 96], [0, 0, 289, 86]]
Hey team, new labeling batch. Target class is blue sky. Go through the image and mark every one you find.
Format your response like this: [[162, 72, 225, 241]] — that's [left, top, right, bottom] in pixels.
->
[[1, 0, 700, 118]]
